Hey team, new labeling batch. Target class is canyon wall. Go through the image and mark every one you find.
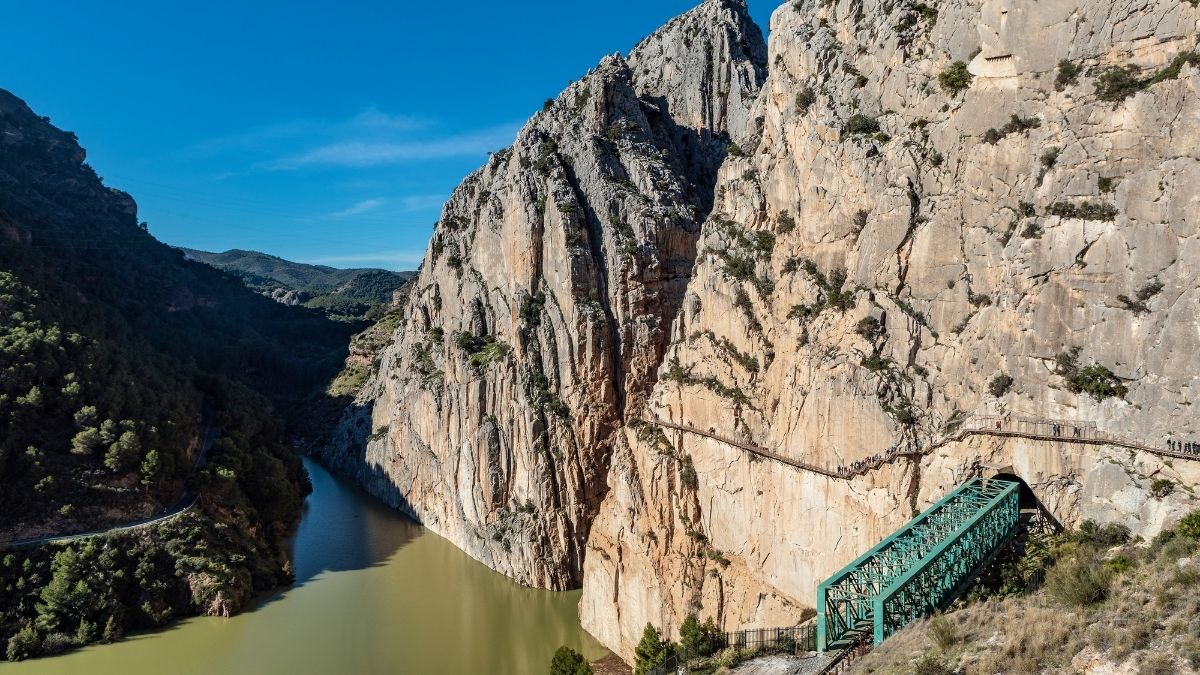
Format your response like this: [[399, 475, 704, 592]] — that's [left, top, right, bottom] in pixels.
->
[[579, 0, 1200, 659], [321, 0, 766, 589], [325, 0, 1200, 662]]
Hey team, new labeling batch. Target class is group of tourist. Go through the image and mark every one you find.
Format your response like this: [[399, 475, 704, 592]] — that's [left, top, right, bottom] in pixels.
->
[[836, 443, 902, 477], [1168, 440, 1200, 455], [1048, 422, 1084, 438]]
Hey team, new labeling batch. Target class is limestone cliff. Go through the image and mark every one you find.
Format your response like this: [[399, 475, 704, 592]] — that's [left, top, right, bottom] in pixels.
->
[[580, 0, 1200, 660], [324, 0, 1200, 663], [320, 0, 767, 589]]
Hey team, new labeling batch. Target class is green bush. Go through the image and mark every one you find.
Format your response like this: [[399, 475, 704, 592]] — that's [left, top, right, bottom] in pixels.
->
[[1047, 201, 1118, 221], [988, 374, 1013, 397], [679, 613, 724, 658], [1151, 478, 1175, 498], [1054, 348, 1127, 400], [855, 316, 885, 340], [1075, 520, 1131, 548], [549, 646, 593, 675], [1116, 280, 1163, 314], [1176, 510, 1200, 540], [844, 114, 881, 135], [1055, 60, 1081, 91], [5, 623, 40, 661], [982, 114, 1041, 144], [938, 60, 972, 94], [1095, 65, 1144, 102], [796, 87, 817, 114]]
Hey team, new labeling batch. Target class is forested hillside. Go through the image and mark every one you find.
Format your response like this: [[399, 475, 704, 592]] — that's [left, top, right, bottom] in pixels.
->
[[182, 248, 413, 321], [0, 88, 355, 659]]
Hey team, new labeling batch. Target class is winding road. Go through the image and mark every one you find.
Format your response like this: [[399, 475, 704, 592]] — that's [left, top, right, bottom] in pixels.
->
[[0, 423, 219, 550]]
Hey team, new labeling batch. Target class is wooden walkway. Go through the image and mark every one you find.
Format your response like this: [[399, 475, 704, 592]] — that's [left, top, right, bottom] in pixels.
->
[[641, 414, 1198, 481]]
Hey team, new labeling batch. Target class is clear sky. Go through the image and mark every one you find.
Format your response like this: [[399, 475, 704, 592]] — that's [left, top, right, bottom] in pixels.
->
[[1, 1, 777, 270]]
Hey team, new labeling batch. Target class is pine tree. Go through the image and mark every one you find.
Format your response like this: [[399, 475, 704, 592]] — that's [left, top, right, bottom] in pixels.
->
[[549, 645, 593, 675], [634, 623, 674, 675]]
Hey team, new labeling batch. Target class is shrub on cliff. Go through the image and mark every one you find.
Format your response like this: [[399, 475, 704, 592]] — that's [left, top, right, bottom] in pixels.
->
[[1054, 348, 1127, 401], [938, 60, 972, 94], [1095, 65, 1143, 102], [988, 374, 1013, 397], [844, 114, 881, 136], [549, 646, 593, 675], [1055, 60, 1081, 91]]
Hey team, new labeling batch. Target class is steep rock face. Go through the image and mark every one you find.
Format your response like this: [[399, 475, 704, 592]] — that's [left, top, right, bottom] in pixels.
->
[[320, 0, 767, 589], [581, 0, 1200, 660]]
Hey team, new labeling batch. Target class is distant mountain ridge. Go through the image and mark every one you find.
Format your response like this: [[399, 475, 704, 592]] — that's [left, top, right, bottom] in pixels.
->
[[181, 248, 414, 321]]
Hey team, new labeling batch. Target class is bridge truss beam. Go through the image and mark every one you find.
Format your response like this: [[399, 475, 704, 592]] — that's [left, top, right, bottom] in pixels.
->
[[816, 478, 1020, 650]]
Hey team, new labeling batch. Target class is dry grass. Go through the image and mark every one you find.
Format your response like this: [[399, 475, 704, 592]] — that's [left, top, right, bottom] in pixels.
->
[[850, 533, 1200, 674]]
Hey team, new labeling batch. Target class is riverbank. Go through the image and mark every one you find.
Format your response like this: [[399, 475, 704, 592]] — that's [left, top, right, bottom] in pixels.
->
[[0, 458, 607, 674]]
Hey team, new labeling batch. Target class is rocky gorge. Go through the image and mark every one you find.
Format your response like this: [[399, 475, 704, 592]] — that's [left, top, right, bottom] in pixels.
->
[[321, 0, 1200, 663]]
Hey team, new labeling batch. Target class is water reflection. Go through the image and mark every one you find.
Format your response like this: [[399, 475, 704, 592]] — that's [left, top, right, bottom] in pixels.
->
[[1, 459, 608, 675]]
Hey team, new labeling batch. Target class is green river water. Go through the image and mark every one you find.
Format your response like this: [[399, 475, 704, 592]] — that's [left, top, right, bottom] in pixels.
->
[[1, 458, 609, 675]]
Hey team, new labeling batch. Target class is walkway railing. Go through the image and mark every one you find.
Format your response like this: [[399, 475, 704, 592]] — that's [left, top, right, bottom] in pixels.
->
[[648, 625, 819, 675], [641, 414, 1199, 482]]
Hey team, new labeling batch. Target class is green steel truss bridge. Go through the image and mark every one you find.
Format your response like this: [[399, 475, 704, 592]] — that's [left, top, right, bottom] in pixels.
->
[[816, 477, 1020, 650]]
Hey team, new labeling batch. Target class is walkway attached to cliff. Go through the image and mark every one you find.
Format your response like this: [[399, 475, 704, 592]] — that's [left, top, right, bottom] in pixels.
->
[[0, 423, 219, 550], [641, 414, 1199, 481]]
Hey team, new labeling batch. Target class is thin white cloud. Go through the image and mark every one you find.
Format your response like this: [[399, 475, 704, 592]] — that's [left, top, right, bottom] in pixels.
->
[[399, 194, 448, 212], [302, 249, 425, 270], [267, 123, 522, 170], [349, 107, 426, 131], [329, 198, 385, 219], [189, 108, 432, 157]]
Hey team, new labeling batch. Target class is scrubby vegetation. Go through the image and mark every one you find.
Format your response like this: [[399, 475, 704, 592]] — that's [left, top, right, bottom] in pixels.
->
[[1117, 279, 1164, 314], [1095, 51, 1200, 103], [845, 114, 881, 136], [855, 514, 1200, 674], [938, 61, 972, 94], [988, 374, 1013, 398], [796, 87, 817, 114], [1055, 60, 1081, 91], [1047, 201, 1119, 221], [982, 114, 1041, 144], [455, 332, 511, 371], [788, 260, 856, 320], [710, 216, 776, 298], [1054, 348, 1128, 401]]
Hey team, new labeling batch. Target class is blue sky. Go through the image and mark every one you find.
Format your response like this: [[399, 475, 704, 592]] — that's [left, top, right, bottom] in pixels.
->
[[1, 1, 775, 270]]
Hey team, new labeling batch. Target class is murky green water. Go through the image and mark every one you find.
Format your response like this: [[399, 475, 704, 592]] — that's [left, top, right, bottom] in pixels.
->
[[2, 458, 608, 675]]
